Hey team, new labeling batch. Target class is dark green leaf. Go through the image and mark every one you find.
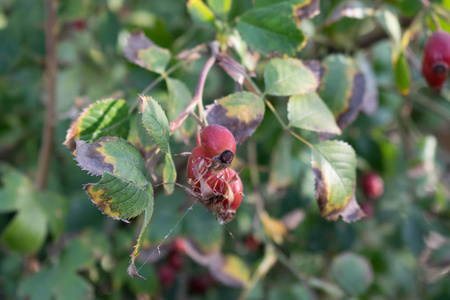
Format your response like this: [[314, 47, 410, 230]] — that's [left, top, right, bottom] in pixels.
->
[[331, 252, 374, 296], [237, 1, 306, 55], [63, 99, 130, 151]]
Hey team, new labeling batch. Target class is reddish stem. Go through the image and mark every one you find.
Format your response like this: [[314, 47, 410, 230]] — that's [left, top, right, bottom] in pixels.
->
[[169, 49, 216, 133]]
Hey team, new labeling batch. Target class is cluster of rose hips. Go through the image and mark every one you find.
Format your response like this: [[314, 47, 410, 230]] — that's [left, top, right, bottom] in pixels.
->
[[422, 30, 450, 91], [187, 124, 243, 224], [360, 172, 384, 217]]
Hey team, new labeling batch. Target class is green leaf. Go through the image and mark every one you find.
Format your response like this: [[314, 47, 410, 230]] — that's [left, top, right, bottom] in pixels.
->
[[207, 0, 232, 18], [237, 1, 306, 55], [311, 141, 363, 222], [53, 272, 93, 300], [205, 91, 265, 143], [331, 253, 374, 296], [138, 47, 172, 74], [128, 198, 154, 279], [163, 153, 176, 195], [318, 54, 365, 130], [75, 137, 148, 187], [0, 169, 67, 253], [376, 9, 402, 55], [264, 58, 319, 96], [38, 191, 67, 240], [84, 172, 153, 221], [75, 137, 152, 221], [63, 99, 130, 151], [127, 114, 156, 160], [125, 30, 171, 74], [187, 0, 216, 27], [139, 95, 171, 153], [18, 268, 56, 300], [288, 92, 341, 135], [2, 207, 47, 253], [394, 50, 410, 95]]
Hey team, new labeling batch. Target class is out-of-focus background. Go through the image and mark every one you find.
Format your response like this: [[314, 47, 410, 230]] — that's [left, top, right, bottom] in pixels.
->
[[1, 0, 450, 299]]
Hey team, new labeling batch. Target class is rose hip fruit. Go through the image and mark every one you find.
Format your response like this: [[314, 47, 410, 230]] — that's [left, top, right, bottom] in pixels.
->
[[187, 146, 227, 195], [222, 169, 243, 210], [421, 30, 450, 90], [361, 172, 384, 199], [157, 264, 176, 287], [201, 124, 236, 159]]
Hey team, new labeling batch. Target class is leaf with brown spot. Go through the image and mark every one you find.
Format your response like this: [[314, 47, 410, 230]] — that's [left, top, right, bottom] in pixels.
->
[[63, 99, 129, 151], [75, 137, 152, 221], [318, 54, 366, 134], [325, 1, 372, 26], [311, 140, 363, 222], [205, 92, 264, 144], [125, 30, 171, 74], [295, 0, 320, 21]]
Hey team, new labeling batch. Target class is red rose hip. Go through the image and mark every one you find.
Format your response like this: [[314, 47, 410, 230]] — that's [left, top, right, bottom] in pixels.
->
[[201, 124, 236, 158], [421, 30, 450, 90], [361, 172, 384, 199]]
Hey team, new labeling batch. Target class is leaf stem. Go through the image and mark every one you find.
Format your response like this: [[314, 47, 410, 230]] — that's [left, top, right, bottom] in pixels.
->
[[129, 60, 189, 114], [36, 0, 57, 191], [288, 130, 314, 148], [264, 99, 287, 129], [169, 44, 217, 132]]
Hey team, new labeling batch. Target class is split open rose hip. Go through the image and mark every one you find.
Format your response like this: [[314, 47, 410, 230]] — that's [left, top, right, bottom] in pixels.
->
[[186, 125, 242, 223], [422, 30, 450, 90]]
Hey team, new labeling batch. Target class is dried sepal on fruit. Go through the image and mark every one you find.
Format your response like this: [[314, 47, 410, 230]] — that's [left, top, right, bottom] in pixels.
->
[[185, 124, 243, 224]]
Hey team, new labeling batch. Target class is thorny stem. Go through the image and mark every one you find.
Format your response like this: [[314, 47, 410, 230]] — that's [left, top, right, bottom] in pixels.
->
[[36, 0, 57, 191], [169, 47, 217, 132]]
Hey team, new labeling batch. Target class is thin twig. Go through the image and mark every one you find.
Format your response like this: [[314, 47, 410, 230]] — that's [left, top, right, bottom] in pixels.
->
[[169, 45, 217, 132], [129, 60, 189, 114], [36, 0, 57, 190]]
